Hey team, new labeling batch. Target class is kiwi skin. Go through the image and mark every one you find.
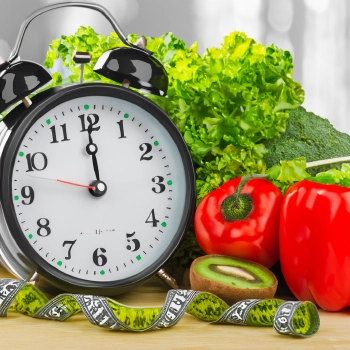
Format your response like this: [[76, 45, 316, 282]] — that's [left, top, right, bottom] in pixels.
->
[[190, 255, 278, 306]]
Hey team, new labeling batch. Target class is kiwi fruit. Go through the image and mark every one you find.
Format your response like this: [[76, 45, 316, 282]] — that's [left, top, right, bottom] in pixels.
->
[[190, 255, 278, 305]]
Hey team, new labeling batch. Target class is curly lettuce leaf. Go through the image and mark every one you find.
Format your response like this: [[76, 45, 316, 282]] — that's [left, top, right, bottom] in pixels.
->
[[44, 26, 130, 85], [266, 157, 310, 192]]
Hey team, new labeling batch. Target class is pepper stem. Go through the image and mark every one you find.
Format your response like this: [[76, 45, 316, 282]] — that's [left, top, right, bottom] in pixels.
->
[[220, 174, 269, 222]]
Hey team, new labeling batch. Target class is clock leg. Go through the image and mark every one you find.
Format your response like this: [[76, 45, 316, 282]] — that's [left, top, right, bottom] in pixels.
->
[[25, 270, 39, 282], [156, 268, 179, 289]]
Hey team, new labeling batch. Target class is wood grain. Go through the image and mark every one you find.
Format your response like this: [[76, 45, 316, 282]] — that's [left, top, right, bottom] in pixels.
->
[[0, 265, 349, 350]]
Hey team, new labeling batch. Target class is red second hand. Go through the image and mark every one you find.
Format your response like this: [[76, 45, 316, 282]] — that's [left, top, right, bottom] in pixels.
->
[[26, 175, 95, 190], [57, 179, 95, 190]]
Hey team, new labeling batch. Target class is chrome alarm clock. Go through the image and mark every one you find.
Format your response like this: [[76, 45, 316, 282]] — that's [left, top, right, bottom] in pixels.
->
[[0, 3, 195, 295]]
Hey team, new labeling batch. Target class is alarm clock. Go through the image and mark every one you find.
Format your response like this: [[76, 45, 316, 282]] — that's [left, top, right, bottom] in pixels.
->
[[0, 3, 195, 295]]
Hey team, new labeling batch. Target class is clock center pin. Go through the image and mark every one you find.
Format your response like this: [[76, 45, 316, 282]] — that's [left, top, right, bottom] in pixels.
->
[[86, 143, 98, 155], [89, 180, 107, 197]]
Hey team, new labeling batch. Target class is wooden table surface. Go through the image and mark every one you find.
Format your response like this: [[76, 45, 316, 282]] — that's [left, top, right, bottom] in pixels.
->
[[0, 266, 349, 350]]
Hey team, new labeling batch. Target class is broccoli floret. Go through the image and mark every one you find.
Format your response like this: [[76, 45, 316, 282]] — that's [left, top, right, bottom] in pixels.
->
[[263, 107, 350, 176]]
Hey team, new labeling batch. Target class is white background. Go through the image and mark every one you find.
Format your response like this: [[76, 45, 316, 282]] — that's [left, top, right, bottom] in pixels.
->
[[0, 0, 349, 133]]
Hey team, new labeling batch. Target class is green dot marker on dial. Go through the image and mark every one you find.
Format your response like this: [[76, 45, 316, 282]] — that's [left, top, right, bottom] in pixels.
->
[[18, 152, 24, 157], [124, 113, 129, 118], [14, 196, 19, 201], [161, 222, 167, 227], [46, 119, 51, 125], [84, 105, 89, 110], [154, 141, 159, 146], [28, 234, 33, 239], [57, 261, 63, 266], [136, 255, 141, 261], [100, 270, 105, 275], [167, 180, 173, 185]]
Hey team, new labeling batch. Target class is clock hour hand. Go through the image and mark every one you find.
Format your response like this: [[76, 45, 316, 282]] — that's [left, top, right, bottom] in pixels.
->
[[86, 142, 100, 181], [86, 121, 100, 181]]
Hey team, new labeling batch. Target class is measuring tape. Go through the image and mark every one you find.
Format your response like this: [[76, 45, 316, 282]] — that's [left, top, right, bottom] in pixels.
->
[[0, 278, 319, 337]]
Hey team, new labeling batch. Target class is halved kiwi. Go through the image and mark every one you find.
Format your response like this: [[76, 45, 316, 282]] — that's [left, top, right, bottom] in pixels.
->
[[190, 255, 278, 305]]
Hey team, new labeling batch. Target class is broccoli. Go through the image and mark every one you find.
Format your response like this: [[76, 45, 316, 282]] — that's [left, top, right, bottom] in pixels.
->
[[263, 107, 350, 176]]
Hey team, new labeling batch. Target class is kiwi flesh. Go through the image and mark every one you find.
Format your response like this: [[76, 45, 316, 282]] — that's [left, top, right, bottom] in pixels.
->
[[190, 255, 278, 305]]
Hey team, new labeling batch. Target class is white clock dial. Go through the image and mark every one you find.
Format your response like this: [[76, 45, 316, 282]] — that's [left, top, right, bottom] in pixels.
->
[[11, 95, 187, 282]]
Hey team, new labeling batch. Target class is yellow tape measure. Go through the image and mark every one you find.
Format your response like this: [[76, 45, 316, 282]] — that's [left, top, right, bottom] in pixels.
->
[[0, 278, 319, 336]]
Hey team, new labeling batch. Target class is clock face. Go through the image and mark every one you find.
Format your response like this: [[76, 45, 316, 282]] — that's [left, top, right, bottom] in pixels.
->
[[1, 85, 194, 290]]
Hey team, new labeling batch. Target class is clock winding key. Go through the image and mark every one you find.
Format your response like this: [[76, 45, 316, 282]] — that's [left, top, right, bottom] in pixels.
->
[[73, 51, 91, 84]]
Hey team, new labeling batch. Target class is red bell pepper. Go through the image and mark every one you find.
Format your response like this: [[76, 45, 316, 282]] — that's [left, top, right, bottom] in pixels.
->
[[194, 175, 283, 268], [280, 180, 350, 311]]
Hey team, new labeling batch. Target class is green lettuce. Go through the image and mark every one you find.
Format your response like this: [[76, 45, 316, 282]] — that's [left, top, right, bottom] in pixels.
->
[[266, 157, 310, 192], [148, 32, 304, 201]]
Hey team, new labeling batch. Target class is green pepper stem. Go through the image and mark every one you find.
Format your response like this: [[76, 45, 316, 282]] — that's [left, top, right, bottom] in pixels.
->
[[220, 174, 269, 222], [234, 174, 269, 197]]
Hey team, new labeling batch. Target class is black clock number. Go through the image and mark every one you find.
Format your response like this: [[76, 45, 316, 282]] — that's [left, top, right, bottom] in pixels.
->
[[21, 186, 34, 205], [26, 152, 48, 172], [78, 113, 100, 132], [126, 232, 140, 252], [93, 248, 107, 266], [145, 209, 159, 227], [50, 124, 70, 143], [117, 120, 126, 139], [152, 176, 166, 194], [63, 240, 76, 260], [139, 143, 153, 161], [37, 218, 51, 237]]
